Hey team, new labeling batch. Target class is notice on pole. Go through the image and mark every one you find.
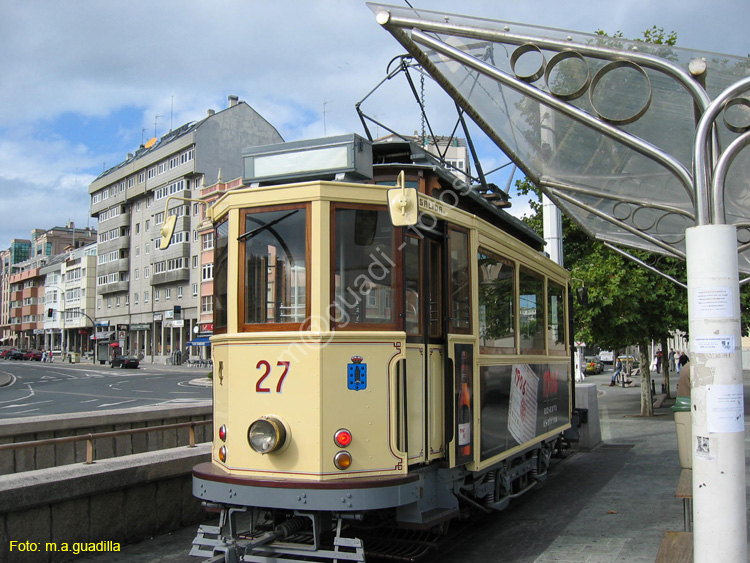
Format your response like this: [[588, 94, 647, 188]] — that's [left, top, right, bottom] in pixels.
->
[[692, 286, 734, 318], [508, 364, 538, 445], [693, 335, 735, 354], [707, 384, 744, 433]]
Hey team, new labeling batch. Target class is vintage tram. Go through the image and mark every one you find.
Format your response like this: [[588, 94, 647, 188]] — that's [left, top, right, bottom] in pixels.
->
[[183, 135, 573, 562]]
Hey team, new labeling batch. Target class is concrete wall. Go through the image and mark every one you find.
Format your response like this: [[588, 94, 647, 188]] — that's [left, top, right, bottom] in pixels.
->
[[0, 403, 211, 475], [0, 444, 211, 563]]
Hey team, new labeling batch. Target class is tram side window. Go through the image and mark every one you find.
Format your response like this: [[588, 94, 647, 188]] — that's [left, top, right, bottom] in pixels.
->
[[213, 220, 229, 334], [548, 281, 567, 355], [449, 228, 471, 333], [332, 207, 396, 328], [519, 268, 545, 353], [477, 250, 515, 354], [241, 206, 308, 328]]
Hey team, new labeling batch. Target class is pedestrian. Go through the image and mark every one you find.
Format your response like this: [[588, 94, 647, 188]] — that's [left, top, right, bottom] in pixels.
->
[[610, 356, 622, 386], [668, 349, 675, 373], [676, 354, 690, 398], [41, 350, 47, 362], [49, 350, 53, 363]]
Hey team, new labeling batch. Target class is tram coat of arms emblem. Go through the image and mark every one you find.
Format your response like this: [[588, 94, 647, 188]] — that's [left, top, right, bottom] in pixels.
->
[[347, 356, 367, 391]]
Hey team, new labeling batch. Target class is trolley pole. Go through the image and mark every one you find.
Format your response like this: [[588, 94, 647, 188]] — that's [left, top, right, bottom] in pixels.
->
[[686, 226, 746, 562]]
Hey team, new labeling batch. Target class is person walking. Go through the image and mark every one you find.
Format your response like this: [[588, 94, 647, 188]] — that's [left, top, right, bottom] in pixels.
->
[[676, 354, 690, 398], [610, 356, 622, 386]]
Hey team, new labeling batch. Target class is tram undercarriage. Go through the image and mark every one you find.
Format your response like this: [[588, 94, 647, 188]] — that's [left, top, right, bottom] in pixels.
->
[[190, 437, 561, 563]]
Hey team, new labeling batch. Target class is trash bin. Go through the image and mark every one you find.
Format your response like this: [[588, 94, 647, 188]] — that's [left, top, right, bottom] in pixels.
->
[[69, 352, 80, 364], [671, 396, 691, 469]]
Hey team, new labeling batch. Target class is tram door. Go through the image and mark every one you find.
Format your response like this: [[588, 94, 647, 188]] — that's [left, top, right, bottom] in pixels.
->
[[403, 232, 446, 464]]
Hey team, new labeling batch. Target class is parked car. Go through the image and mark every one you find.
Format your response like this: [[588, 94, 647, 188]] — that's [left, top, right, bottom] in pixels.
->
[[24, 350, 43, 361], [584, 355, 603, 374], [0, 348, 16, 359], [110, 355, 139, 369], [9, 349, 27, 360]]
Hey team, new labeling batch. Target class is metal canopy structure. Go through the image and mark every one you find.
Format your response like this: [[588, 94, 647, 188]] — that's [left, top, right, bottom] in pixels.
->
[[369, 4, 750, 562], [368, 3, 750, 275]]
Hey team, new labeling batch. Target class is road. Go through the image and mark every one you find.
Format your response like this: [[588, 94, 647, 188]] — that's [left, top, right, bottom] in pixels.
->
[[0, 359, 211, 418]]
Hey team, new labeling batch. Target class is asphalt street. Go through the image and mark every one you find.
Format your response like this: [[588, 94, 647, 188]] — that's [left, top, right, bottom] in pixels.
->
[[0, 359, 211, 418]]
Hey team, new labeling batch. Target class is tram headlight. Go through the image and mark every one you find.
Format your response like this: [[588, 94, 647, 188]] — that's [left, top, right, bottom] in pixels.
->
[[248, 416, 287, 454]]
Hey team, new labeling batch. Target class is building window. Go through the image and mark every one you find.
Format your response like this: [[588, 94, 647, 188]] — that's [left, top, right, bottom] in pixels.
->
[[202, 263, 214, 281], [192, 283, 198, 296], [201, 295, 213, 313], [202, 232, 214, 250]]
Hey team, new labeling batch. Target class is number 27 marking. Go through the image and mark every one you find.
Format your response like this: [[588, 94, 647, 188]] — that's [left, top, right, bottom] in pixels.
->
[[256, 360, 290, 393]]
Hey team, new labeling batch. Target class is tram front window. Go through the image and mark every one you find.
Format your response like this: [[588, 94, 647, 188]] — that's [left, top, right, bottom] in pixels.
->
[[240, 206, 308, 328], [333, 207, 396, 328], [214, 220, 229, 333]]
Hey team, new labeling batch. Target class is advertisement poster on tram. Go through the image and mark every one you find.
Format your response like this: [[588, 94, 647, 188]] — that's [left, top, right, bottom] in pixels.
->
[[508, 364, 538, 444], [479, 363, 569, 461]]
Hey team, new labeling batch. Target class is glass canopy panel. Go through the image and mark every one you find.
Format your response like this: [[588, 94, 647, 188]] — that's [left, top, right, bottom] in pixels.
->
[[369, 3, 750, 274]]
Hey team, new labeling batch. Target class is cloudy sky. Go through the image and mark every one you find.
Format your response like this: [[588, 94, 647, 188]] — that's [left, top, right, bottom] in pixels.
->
[[1, 0, 748, 251]]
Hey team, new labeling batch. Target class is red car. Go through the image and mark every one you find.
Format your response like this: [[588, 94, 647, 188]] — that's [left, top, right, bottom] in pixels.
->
[[0, 348, 16, 359], [23, 350, 42, 361]]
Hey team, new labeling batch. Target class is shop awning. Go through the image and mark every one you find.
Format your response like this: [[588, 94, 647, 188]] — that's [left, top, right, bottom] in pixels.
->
[[90, 331, 114, 340], [186, 337, 211, 347]]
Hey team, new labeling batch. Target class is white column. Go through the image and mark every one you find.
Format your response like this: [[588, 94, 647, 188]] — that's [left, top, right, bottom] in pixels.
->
[[686, 224, 746, 562]]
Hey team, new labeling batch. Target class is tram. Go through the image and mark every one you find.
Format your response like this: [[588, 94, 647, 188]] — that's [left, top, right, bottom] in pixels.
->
[[181, 135, 573, 562]]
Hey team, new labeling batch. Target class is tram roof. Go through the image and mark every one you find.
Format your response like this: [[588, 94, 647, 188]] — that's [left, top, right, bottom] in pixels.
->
[[370, 4, 750, 274], [242, 134, 544, 250]]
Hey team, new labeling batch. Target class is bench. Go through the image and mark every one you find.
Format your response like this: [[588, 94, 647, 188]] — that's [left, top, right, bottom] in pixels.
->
[[676, 469, 692, 532], [653, 469, 694, 562], [655, 531, 693, 562]]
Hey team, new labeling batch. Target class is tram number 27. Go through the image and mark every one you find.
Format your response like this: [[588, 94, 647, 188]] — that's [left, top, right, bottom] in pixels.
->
[[256, 360, 290, 393]]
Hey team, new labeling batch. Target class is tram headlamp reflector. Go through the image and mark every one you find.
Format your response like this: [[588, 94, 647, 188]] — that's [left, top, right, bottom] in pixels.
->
[[334, 451, 352, 470], [248, 416, 287, 454], [334, 429, 352, 448], [219, 424, 227, 442], [218, 445, 227, 463]]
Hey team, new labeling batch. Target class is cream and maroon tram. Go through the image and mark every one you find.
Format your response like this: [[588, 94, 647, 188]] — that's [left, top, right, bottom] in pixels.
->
[[186, 135, 572, 562]]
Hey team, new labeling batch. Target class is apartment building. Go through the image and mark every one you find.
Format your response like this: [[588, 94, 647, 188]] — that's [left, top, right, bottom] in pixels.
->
[[88, 96, 282, 363], [0, 240, 31, 344], [185, 175, 245, 360], [41, 243, 97, 355], [9, 257, 49, 350], [3, 225, 97, 349]]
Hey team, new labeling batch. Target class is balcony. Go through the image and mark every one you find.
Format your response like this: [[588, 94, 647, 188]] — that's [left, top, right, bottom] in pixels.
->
[[150, 269, 189, 286], [96, 281, 129, 296], [98, 258, 130, 277], [98, 235, 130, 254]]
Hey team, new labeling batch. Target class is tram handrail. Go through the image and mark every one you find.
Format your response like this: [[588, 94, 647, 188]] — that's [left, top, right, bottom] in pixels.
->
[[0, 419, 212, 465]]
